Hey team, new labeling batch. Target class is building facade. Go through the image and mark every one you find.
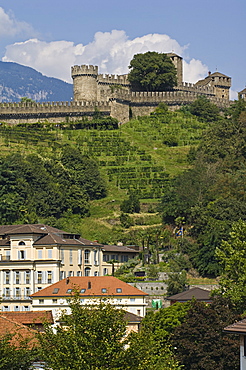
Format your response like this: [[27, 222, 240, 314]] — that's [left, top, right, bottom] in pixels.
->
[[31, 276, 148, 318], [0, 224, 139, 311]]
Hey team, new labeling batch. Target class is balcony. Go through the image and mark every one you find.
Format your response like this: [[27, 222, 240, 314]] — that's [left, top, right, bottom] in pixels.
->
[[2, 295, 31, 301]]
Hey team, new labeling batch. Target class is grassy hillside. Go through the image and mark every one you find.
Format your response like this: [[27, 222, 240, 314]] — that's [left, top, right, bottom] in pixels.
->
[[0, 110, 206, 241]]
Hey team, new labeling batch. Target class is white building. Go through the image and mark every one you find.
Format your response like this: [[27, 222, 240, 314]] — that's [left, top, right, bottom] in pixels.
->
[[0, 224, 139, 312], [31, 276, 148, 319]]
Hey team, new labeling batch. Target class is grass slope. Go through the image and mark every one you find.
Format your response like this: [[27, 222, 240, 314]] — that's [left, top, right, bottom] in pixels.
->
[[0, 111, 206, 241]]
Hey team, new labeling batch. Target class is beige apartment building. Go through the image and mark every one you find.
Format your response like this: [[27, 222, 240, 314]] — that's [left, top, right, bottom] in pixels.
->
[[0, 224, 139, 312]]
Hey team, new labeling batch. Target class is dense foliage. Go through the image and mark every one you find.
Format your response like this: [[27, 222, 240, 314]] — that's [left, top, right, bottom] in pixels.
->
[[215, 219, 246, 313], [128, 52, 177, 91], [37, 294, 181, 370], [0, 147, 106, 225], [172, 298, 240, 370], [160, 99, 246, 277]]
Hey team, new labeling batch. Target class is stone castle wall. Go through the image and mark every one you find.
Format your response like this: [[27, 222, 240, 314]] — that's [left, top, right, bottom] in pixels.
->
[[0, 56, 232, 125]]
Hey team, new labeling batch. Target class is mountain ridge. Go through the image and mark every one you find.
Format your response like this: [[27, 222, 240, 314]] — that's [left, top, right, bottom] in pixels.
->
[[0, 61, 73, 103]]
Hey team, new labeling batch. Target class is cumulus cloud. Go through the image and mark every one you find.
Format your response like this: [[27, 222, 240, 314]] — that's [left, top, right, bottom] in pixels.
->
[[0, 7, 34, 38], [2, 30, 208, 84]]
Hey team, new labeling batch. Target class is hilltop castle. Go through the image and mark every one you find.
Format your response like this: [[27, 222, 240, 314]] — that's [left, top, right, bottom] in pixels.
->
[[0, 53, 234, 124]]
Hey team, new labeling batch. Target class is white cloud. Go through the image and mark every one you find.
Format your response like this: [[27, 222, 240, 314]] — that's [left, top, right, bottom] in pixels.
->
[[0, 7, 34, 38], [2, 30, 208, 84]]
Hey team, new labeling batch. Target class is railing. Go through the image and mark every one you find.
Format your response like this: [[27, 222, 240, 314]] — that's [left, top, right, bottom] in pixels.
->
[[2, 295, 31, 300]]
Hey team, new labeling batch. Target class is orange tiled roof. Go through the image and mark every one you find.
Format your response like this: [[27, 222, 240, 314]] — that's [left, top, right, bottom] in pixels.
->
[[31, 276, 148, 298], [0, 310, 53, 325], [0, 315, 37, 347]]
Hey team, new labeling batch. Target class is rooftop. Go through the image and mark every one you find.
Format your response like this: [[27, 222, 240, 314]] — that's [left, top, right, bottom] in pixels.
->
[[31, 276, 148, 298]]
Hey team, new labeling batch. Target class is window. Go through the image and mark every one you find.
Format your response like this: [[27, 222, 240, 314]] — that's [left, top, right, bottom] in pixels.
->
[[25, 271, 30, 284], [38, 250, 43, 259], [37, 271, 43, 284], [69, 249, 73, 265], [101, 288, 107, 293], [25, 287, 31, 298], [5, 250, 10, 261], [103, 255, 110, 262], [15, 287, 21, 298], [61, 249, 64, 264], [94, 250, 98, 265], [39, 299, 44, 304], [84, 267, 90, 276], [103, 268, 108, 276], [19, 250, 26, 260], [121, 255, 128, 263], [47, 249, 52, 259], [4, 287, 10, 298], [84, 250, 90, 264], [15, 271, 20, 284], [116, 288, 122, 293], [47, 271, 53, 284], [78, 249, 82, 265], [4, 271, 10, 284]]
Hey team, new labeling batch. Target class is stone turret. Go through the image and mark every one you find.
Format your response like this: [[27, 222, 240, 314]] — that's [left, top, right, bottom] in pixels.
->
[[195, 71, 231, 100], [71, 65, 98, 101], [167, 52, 183, 86], [238, 88, 246, 101]]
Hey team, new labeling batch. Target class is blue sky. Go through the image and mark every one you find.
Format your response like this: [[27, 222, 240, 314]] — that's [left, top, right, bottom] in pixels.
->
[[0, 0, 245, 99]]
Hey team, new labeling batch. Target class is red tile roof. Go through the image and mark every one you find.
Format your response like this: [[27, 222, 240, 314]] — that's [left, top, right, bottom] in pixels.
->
[[0, 311, 53, 325], [31, 276, 148, 298], [0, 315, 37, 347]]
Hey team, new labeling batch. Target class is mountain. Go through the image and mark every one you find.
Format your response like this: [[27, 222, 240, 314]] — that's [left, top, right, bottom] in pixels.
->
[[0, 61, 73, 103]]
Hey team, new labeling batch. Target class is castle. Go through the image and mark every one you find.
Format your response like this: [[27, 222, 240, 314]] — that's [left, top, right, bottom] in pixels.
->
[[0, 53, 234, 124]]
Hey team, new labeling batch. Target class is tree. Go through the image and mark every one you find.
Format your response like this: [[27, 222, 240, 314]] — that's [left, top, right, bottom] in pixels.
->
[[166, 270, 188, 296], [37, 296, 127, 370], [172, 298, 240, 370], [187, 95, 220, 123], [0, 333, 36, 370], [128, 52, 177, 92], [215, 219, 246, 313]]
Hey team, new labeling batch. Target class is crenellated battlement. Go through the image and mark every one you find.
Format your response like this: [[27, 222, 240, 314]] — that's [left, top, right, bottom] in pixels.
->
[[71, 65, 98, 78], [98, 73, 129, 86]]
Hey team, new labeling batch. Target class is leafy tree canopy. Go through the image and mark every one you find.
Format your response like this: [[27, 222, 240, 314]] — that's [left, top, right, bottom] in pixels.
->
[[215, 219, 246, 313], [172, 298, 240, 370], [128, 52, 177, 92]]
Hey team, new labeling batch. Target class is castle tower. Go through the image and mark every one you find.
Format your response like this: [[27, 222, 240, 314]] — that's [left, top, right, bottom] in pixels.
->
[[195, 71, 231, 100], [167, 53, 183, 86], [71, 65, 98, 101]]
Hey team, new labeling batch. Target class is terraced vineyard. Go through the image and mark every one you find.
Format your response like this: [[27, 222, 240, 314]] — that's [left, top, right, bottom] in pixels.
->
[[0, 110, 206, 240]]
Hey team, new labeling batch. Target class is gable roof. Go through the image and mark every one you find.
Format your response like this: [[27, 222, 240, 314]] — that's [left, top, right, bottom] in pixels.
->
[[167, 287, 212, 301], [0, 315, 37, 347], [0, 223, 104, 248], [224, 318, 246, 335], [31, 276, 148, 298], [0, 311, 53, 325]]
